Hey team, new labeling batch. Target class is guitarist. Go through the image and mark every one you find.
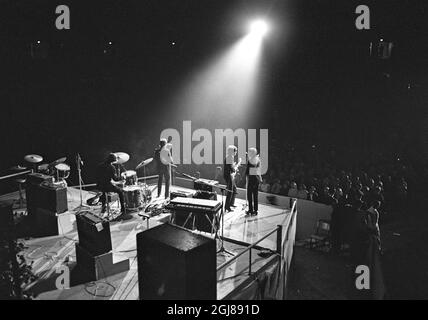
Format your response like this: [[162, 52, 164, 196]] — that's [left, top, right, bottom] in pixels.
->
[[245, 147, 262, 216], [223, 145, 242, 212]]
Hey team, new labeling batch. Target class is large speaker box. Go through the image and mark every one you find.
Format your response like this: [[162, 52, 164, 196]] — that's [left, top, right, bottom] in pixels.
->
[[26, 181, 67, 215], [137, 223, 216, 300], [76, 211, 112, 256]]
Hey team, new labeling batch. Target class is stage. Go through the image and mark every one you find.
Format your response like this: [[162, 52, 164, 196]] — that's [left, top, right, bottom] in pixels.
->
[[0, 182, 297, 300]]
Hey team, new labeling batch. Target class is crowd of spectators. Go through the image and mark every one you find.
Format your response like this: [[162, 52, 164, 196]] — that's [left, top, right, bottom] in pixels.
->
[[247, 143, 416, 221]]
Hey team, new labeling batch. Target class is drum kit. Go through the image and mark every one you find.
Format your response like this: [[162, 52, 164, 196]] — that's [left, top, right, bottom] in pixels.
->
[[21, 154, 70, 186], [113, 152, 153, 211]]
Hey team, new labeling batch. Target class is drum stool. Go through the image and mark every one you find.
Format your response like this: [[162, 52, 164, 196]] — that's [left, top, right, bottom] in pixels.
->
[[102, 192, 121, 220]]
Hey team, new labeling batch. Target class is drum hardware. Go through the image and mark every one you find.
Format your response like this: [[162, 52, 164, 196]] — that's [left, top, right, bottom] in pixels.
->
[[75, 153, 90, 212], [121, 170, 138, 186], [10, 165, 27, 171], [114, 152, 130, 165], [25, 154, 44, 173], [24, 154, 43, 164], [48, 157, 67, 168], [54, 163, 70, 185], [135, 157, 154, 193]]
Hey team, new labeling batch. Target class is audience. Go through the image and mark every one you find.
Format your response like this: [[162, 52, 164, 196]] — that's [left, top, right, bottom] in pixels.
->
[[287, 182, 299, 198]]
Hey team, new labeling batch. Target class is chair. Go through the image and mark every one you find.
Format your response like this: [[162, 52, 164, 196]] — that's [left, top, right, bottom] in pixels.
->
[[100, 192, 121, 220], [308, 219, 331, 250]]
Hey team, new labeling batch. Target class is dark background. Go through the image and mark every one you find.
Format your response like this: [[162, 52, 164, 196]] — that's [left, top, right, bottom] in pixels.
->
[[0, 0, 427, 188]]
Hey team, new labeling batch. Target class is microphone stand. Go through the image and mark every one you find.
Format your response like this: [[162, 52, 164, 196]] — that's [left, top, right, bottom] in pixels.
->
[[75, 153, 90, 212], [215, 184, 234, 256]]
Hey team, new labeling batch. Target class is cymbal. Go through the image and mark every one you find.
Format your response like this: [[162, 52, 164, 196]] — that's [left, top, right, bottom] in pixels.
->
[[136, 157, 153, 170], [24, 154, 43, 164], [55, 163, 70, 171], [114, 152, 130, 164], [49, 157, 67, 167], [10, 165, 27, 171]]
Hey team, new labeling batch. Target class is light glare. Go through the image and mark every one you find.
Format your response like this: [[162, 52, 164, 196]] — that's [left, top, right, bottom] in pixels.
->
[[249, 20, 269, 37]]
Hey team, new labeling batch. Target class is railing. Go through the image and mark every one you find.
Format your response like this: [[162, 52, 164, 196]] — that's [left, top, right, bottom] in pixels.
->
[[216, 198, 297, 276]]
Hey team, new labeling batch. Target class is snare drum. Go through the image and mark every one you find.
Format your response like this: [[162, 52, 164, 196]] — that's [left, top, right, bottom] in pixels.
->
[[123, 186, 143, 209], [121, 170, 138, 186]]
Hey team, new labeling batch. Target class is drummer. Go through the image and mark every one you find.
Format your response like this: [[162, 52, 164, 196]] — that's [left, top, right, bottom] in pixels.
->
[[96, 153, 126, 216]]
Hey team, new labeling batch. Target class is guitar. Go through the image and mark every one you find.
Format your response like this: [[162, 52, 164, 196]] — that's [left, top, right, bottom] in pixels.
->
[[231, 158, 242, 180]]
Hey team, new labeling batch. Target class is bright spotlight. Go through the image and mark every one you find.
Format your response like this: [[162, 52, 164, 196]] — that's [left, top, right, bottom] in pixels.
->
[[249, 20, 269, 37]]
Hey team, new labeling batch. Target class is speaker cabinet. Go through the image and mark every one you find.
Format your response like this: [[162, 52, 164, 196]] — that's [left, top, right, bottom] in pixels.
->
[[137, 223, 216, 300], [76, 211, 112, 256], [26, 183, 68, 215]]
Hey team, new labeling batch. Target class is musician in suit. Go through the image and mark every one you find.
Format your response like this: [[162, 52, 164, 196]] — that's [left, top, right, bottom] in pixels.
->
[[167, 136, 175, 185], [155, 138, 173, 199], [223, 145, 241, 212], [246, 147, 262, 215], [96, 153, 126, 215]]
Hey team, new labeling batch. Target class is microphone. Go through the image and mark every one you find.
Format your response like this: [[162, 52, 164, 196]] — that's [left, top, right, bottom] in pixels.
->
[[77, 153, 84, 166]]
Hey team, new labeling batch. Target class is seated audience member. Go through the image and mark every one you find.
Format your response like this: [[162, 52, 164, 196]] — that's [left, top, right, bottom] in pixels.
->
[[297, 184, 308, 200], [318, 186, 336, 205], [281, 180, 290, 195], [307, 186, 319, 201], [288, 182, 299, 198], [271, 179, 282, 194], [368, 186, 385, 209]]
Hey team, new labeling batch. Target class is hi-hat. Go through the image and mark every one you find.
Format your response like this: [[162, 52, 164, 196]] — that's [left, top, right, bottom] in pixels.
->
[[24, 154, 43, 164], [114, 152, 130, 164], [136, 157, 153, 170], [49, 157, 67, 167]]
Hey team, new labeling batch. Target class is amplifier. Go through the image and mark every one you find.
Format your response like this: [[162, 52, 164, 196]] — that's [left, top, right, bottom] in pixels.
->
[[194, 179, 219, 193], [26, 183, 68, 214], [76, 211, 112, 256], [26, 173, 54, 185], [170, 189, 196, 200], [193, 191, 218, 201]]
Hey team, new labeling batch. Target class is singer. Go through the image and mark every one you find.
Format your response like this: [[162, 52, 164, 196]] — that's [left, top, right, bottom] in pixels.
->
[[245, 147, 262, 216]]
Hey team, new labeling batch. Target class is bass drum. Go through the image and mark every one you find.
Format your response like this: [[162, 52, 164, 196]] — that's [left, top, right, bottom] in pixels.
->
[[123, 186, 143, 209]]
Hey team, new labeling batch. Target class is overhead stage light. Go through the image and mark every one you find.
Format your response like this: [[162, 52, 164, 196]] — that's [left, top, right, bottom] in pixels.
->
[[249, 20, 269, 37]]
